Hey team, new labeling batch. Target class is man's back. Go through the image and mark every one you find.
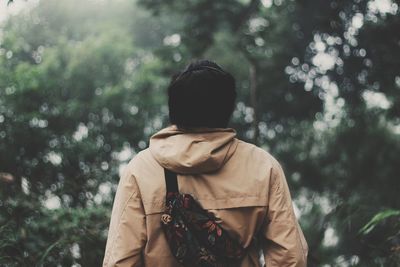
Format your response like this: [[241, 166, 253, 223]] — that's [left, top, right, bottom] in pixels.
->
[[103, 125, 308, 266]]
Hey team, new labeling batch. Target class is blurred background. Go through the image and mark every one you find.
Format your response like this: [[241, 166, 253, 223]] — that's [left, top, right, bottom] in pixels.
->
[[0, 0, 399, 266]]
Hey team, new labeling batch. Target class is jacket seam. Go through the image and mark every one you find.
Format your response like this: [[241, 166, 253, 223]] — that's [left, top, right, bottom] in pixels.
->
[[274, 161, 307, 264], [291, 209, 307, 262], [105, 174, 139, 265], [142, 195, 267, 205], [218, 138, 238, 169]]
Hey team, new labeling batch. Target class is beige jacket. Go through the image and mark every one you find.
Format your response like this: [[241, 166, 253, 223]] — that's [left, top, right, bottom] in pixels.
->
[[103, 125, 308, 267]]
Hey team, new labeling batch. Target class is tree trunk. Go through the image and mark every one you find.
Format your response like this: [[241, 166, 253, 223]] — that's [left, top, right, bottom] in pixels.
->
[[249, 62, 259, 145]]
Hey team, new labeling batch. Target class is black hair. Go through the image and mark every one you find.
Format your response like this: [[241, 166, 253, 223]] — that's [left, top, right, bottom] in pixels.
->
[[167, 59, 237, 128]]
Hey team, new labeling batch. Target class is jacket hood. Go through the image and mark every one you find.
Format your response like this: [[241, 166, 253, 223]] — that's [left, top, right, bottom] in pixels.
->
[[149, 124, 239, 174]]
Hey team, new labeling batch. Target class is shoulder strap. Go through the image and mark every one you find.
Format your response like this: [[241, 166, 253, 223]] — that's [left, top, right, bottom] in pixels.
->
[[164, 168, 179, 194]]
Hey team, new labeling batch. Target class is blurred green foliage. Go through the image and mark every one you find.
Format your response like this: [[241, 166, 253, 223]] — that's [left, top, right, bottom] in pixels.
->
[[0, 0, 399, 266]]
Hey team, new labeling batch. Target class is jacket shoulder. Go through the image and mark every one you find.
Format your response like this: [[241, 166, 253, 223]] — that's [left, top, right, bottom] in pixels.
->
[[235, 139, 280, 167], [123, 148, 165, 214], [125, 148, 162, 178]]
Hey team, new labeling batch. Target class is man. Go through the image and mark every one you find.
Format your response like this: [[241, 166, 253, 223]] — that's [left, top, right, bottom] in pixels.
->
[[103, 60, 308, 266]]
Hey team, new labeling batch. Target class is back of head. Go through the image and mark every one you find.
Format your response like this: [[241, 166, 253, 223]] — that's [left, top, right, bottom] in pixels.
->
[[167, 60, 237, 128]]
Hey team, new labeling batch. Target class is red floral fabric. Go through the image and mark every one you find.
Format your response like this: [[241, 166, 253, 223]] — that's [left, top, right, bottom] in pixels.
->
[[161, 192, 245, 267]]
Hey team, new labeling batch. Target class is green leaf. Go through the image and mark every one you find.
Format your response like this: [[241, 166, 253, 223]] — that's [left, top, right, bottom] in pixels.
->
[[359, 209, 400, 235], [36, 238, 62, 267]]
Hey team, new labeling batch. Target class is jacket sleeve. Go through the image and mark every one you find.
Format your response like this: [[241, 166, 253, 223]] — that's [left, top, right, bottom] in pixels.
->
[[103, 166, 146, 267], [261, 158, 308, 267]]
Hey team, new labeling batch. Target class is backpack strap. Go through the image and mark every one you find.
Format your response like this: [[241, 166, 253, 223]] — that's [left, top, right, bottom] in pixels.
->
[[164, 168, 179, 194]]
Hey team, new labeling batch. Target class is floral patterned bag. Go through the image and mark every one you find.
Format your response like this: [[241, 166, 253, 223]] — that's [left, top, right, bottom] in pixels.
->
[[161, 168, 246, 267]]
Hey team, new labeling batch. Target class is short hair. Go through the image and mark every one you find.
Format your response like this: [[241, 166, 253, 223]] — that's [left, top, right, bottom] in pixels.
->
[[167, 60, 237, 128]]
